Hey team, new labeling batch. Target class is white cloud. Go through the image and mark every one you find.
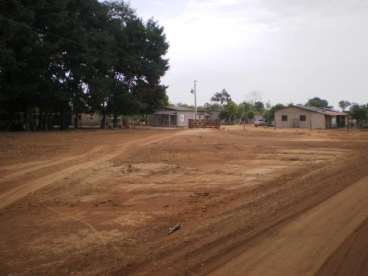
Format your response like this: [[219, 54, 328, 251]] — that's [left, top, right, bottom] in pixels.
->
[[129, 0, 368, 106], [187, 0, 244, 8]]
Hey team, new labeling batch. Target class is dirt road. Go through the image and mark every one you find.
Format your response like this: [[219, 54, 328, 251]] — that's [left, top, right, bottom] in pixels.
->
[[209, 176, 368, 276], [0, 131, 178, 209], [0, 127, 367, 275]]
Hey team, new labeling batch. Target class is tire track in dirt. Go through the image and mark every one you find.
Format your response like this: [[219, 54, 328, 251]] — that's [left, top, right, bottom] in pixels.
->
[[0, 131, 185, 210], [0, 160, 49, 171], [120, 149, 368, 276], [208, 176, 368, 276], [42, 203, 125, 259], [317, 217, 368, 276], [0, 146, 104, 181]]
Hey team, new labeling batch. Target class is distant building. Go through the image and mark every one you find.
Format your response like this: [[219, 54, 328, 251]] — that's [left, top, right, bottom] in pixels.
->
[[275, 105, 348, 129], [73, 113, 123, 128], [150, 106, 213, 127]]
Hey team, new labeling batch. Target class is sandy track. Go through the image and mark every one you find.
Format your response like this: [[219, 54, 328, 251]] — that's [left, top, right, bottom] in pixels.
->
[[317, 218, 368, 276], [0, 131, 180, 209], [127, 146, 368, 276], [209, 176, 368, 276], [0, 146, 103, 181], [0, 127, 367, 276]]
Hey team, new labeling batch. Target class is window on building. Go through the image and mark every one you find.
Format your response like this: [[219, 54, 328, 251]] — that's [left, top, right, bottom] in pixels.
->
[[282, 115, 288, 121], [300, 115, 306, 121]]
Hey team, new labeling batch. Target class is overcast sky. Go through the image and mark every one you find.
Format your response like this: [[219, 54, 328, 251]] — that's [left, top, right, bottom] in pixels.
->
[[129, 0, 368, 108]]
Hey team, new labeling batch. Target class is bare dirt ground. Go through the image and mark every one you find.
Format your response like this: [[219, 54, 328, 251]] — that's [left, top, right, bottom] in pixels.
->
[[0, 126, 367, 275]]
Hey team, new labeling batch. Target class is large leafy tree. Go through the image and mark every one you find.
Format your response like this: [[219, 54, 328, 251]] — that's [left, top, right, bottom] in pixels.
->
[[237, 102, 254, 122], [306, 97, 330, 109], [102, 2, 169, 126], [220, 100, 238, 123], [264, 104, 285, 123], [0, 0, 47, 129], [0, 0, 170, 130], [349, 104, 368, 127], [211, 89, 232, 105], [254, 101, 265, 113], [339, 100, 351, 111]]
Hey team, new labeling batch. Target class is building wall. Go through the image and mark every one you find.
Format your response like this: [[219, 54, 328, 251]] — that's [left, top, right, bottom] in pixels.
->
[[151, 109, 212, 127], [176, 112, 209, 127], [310, 112, 326, 129], [150, 113, 177, 127], [80, 113, 102, 127], [176, 111, 196, 127], [74, 113, 123, 128], [275, 107, 326, 129]]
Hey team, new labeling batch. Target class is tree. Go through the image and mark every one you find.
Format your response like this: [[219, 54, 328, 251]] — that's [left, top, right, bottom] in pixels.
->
[[306, 97, 329, 109], [247, 111, 255, 121], [0, 0, 170, 130], [107, 4, 169, 118], [237, 102, 254, 122], [339, 100, 351, 111], [254, 101, 265, 113], [211, 89, 231, 105], [220, 100, 238, 123], [264, 104, 285, 123], [0, 0, 48, 130], [203, 102, 222, 113], [349, 104, 368, 127]]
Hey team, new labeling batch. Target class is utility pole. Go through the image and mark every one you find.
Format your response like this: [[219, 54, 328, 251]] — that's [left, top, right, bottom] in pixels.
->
[[194, 80, 198, 120]]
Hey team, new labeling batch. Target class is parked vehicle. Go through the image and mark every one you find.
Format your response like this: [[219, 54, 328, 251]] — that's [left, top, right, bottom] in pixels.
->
[[254, 119, 267, 127]]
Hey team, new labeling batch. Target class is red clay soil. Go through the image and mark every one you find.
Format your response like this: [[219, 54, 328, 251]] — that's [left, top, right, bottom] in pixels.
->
[[316, 218, 368, 276], [0, 126, 367, 275]]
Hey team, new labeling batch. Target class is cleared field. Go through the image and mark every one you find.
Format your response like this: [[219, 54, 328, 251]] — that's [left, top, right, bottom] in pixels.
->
[[0, 126, 367, 275]]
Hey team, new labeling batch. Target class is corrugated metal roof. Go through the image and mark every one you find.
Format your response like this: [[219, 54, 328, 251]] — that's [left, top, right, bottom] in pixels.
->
[[288, 105, 347, 116], [322, 110, 348, 116], [161, 106, 195, 112]]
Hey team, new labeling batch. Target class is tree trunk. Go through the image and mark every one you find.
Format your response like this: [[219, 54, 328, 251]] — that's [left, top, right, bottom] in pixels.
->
[[74, 111, 79, 129], [101, 108, 106, 129], [24, 108, 31, 131], [38, 112, 43, 130], [46, 113, 53, 130], [59, 106, 70, 130], [113, 114, 118, 128], [59, 111, 66, 130]]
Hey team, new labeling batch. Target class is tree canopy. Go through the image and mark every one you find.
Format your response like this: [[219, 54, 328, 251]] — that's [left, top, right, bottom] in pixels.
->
[[263, 104, 285, 123], [305, 97, 329, 109], [349, 104, 368, 127], [206, 90, 273, 123], [211, 89, 232, 105], [339, 100, 351, 111], [0, 0, 169, 130]]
